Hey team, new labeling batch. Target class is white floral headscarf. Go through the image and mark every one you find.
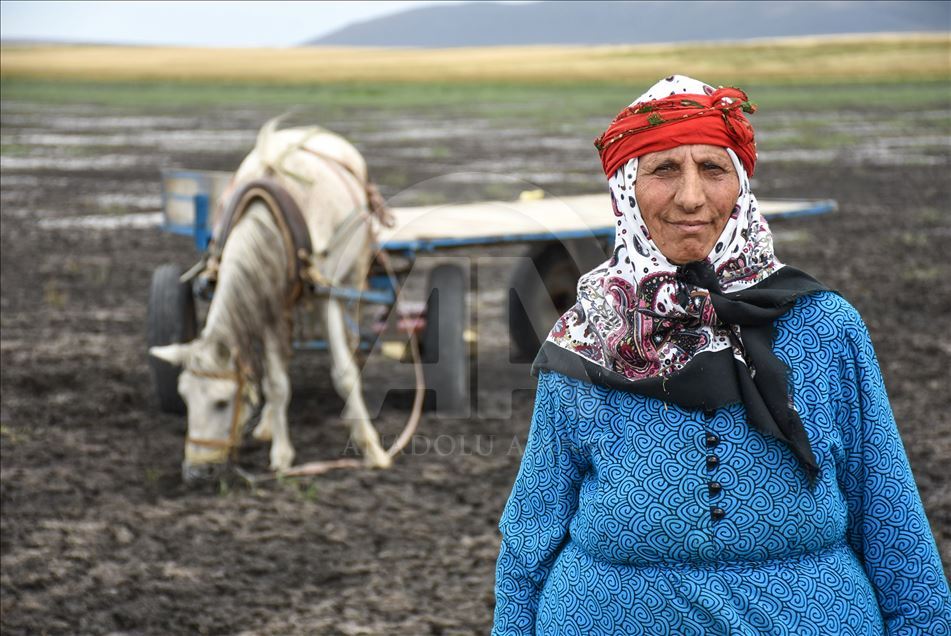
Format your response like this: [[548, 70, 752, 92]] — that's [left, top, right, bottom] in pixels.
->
[[546, 75, 782, 381]]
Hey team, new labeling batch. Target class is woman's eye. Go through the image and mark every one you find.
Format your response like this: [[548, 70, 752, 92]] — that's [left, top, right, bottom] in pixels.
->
[[704, 163, 726, 173], [213, 399, 229, 411], [654, 164, 676, 174]]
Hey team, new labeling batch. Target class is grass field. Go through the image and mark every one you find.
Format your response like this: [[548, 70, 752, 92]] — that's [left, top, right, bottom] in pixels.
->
[[1, 33, 948, 86], [2, 34, 947, 117], [2, 77, 948, 118], [1, 33, 948, 160]]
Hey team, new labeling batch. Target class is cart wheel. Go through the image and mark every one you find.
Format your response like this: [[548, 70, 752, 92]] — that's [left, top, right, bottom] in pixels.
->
[[508, 239, 607, 361], [420, 264, 469, 415], [147, 264, 197, 414]]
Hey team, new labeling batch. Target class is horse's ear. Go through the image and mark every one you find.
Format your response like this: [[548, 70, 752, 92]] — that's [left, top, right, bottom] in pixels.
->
[[149, 343, 191, 366]]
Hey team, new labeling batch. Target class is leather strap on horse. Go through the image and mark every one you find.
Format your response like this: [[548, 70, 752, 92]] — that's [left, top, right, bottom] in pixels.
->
[[185, 362, 254, 460], [300, 147, 395, 228], [211, 178, 313, 304]]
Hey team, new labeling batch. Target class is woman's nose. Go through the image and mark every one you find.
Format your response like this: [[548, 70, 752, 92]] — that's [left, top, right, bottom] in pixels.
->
[[673, 169, 705, 212]]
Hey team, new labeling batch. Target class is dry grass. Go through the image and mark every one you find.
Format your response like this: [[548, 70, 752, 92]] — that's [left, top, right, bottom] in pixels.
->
[[1, 33, 948, 85]]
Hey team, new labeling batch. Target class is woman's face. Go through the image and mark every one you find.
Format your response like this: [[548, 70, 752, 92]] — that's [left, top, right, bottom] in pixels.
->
[[634, 144, 739, 264]]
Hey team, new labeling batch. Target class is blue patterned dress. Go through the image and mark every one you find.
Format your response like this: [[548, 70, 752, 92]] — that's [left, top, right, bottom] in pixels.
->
[[493, 292, 950, 635]]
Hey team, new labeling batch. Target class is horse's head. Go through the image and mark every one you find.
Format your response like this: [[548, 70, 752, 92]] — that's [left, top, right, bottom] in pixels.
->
[[149, 338, 257, 484]]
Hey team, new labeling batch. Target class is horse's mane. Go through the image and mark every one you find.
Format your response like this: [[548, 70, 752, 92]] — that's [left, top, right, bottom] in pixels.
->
[[202, 202, 290, 381]]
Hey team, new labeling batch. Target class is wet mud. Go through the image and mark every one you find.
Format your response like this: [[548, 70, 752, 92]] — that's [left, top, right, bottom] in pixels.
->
[[1, 98, 949, 634]]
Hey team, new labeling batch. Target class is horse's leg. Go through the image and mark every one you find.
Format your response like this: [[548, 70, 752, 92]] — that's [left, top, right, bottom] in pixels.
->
[[252, 410, 272, 441], [259, 328, 295, 471], [251, 334, 276, 443], [325, 299, 392, 468]]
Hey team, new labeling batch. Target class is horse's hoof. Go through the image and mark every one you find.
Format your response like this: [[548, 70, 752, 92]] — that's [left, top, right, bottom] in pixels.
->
[[269, 445, 295, 472], [182, 461, 227, 485], [364, 450, 393, 469]]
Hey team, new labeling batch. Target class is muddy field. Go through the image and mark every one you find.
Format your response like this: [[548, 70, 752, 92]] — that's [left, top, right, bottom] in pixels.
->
[[1, 92, 949, 635]]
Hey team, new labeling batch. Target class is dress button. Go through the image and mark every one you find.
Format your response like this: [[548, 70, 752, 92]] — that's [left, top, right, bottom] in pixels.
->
[[705, 455, 719, 470], [708, 481, 722, 497], [710, 506, 726, 521], [705, 433, 720, 448]]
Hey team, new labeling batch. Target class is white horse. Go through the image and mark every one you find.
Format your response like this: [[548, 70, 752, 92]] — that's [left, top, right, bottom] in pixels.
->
[[150, 120, 392, 482]]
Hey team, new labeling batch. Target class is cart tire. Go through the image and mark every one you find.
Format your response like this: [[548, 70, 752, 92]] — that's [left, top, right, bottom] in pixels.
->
[[421, 264, 469, 415], [508, 239, 607, 361], [147, 264, 197, 414]]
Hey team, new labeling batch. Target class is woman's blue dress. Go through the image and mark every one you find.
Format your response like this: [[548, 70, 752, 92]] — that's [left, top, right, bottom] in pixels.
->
[[493, 292, 950, 635]]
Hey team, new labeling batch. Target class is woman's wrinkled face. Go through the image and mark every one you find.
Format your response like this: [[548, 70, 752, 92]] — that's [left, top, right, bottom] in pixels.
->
[[634, 144, 739, 264]]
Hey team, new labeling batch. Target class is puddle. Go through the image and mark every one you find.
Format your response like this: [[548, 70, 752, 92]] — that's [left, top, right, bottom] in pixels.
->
[[869, 135, 951, 148], [522, 172, 601, 187], [3, 129, 256, 153], [759, 149, 840, 163], [464, 156, 573, 174], [90, 192, 163, 210], [9, 114, 201, 131], [772, 229, 812, 244], [0, 101, 90, 114], [2, 132, 132, 147], [0, 153, 162, 171], [759, 140, 950, 166], [37, 212, 164, 231], [4, 207, 68, 220], [442, 171, 529, 184], [851, 150, 947, 166], [4, 101, 947, 240], [387, 147, 451, 159], [0, 174, 72, 187], [533, 137, 591, 151], [361, 120, 491, 143]]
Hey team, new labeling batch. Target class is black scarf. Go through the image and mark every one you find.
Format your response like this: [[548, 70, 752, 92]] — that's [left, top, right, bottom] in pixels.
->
[[533, 264, 829, 485]]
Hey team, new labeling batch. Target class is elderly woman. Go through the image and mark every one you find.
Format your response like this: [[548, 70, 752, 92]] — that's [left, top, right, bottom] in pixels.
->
[[492, 75, 950, 635]]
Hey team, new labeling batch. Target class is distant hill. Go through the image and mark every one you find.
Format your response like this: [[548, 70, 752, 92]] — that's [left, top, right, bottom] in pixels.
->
[[306, 0, 950, 47]]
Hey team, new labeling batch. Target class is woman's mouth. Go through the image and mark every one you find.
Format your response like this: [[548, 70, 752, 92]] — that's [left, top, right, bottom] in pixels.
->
[[670, 220, 710, 234]]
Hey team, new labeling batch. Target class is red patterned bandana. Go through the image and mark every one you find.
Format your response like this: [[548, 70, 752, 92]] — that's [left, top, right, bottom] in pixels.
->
[[596, 82, 758, 178]]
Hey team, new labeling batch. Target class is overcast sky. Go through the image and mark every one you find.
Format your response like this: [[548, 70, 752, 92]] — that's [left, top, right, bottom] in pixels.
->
[[0, 1, 481, 47]]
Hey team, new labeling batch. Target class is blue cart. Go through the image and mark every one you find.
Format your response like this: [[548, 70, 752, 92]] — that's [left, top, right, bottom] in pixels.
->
[[148, 169, 837, 414]]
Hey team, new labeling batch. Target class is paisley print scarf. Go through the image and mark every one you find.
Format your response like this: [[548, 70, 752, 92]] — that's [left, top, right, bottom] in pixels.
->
[[534, 76, 827, 484]]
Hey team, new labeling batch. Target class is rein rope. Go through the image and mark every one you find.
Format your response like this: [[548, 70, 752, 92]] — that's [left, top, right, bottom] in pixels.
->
[[184, 360, 253, 460], [181, 132, 425, 482]]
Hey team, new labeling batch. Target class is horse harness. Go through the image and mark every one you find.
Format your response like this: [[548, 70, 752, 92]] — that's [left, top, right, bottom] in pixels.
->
[[184, 359, 254, 460], [196, 157, 392, 303], [183, 159, 390, 458], [180, 179, 313, 458], [208, 177, 313, 302]]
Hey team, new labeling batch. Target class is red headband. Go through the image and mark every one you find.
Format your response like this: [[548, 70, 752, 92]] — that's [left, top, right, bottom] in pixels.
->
[[595, 87, 758, 177]]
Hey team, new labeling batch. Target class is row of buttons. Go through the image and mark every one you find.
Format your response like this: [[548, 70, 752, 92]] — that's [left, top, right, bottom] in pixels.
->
[[704, 424, 724, 522]]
